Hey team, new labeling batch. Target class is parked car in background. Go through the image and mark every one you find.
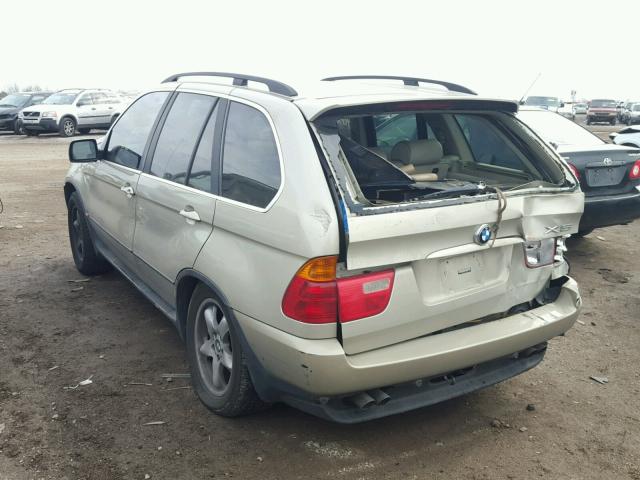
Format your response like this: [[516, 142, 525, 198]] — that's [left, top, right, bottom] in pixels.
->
[[618, 102, 633, 123], [63, 72, 583, 423], [558, 102, 576, 120], [623, 103, 640, 125], [574, 103, 588, 115], [523, 95, 561, 112], [20, 89, 125, 137], [610, 125, 640, 148], [586, 99, 617, 125], [0, 91, 52, 134], [519, 107, 640, 235]]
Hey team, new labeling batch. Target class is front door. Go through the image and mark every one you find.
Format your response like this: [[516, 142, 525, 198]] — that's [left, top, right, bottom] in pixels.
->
[[132, 92, 223, 304], [84, 91, 170, 266]]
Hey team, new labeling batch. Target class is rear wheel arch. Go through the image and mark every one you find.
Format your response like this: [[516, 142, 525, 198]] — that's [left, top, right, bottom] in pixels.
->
[[175, 270, 231, 340]]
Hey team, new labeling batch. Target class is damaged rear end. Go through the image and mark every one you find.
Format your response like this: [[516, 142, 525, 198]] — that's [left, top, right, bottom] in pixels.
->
[[310, 98, 583, 355], [266, 97, 585, 421]]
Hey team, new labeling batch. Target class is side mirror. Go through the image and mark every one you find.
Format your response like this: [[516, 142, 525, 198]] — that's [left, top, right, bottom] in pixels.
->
[[560, 102, 565, 108], [69, 139, 99, 162]]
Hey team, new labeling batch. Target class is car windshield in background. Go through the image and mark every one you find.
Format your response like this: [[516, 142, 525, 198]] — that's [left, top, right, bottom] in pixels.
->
[[314, 107, 566, 207], [517, 110, 603, 147], [0, 94, 29, 108], [590, 100, 616, 108], [43, 92, 80, 105], [525, 96, 560, 107]]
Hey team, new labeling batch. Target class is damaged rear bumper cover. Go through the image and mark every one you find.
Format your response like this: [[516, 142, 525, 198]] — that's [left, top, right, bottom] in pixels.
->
[[236, 277, 580, 423]]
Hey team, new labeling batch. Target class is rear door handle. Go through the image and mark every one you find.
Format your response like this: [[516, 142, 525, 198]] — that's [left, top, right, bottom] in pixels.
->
[[179, 208, 201, 223], [120, 185, 135, 197]]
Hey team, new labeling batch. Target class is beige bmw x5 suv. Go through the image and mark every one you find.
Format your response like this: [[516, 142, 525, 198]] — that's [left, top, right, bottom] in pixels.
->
[[64, 73, 583, 423]]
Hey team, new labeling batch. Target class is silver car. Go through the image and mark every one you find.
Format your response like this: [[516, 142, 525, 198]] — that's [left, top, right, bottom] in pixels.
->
[[64, 73, 583, 422]]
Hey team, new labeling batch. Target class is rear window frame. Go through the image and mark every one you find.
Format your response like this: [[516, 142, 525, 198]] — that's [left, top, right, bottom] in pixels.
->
[[312, 102, 578, 216]]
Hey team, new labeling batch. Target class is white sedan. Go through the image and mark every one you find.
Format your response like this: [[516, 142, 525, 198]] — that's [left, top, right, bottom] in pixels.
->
[[610, 125, 640, 148]]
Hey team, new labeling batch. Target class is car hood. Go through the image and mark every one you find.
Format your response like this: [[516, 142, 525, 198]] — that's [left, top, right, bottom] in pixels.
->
[[0, 105, 20, 114], [21, 104, 66, 113]]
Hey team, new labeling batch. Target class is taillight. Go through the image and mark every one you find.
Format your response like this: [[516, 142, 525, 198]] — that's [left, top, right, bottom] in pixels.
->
[[282, 256, 395, 324], [523, 238, 556, 268], [567, 162, 580, 181], [282, 256, 338, 324], [337, 270, 395, 322], [630, 159, 640, 180]]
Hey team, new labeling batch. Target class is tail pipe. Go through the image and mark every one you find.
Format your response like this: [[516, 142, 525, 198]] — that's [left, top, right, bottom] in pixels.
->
[[346, 389, 391, 409]]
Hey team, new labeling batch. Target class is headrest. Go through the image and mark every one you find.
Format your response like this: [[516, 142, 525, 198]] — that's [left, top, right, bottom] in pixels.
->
[[390, 139, 443, 166]]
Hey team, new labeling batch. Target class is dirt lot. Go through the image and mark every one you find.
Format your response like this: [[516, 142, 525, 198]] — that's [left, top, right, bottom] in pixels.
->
[[1, 126, 639, 480]]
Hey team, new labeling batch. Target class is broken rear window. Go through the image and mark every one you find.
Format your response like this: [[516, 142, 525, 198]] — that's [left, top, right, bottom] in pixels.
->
[[314, 105, 568, 208]]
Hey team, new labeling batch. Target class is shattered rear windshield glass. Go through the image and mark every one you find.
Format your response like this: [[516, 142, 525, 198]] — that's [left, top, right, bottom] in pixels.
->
[[314, 106, 567, 208]]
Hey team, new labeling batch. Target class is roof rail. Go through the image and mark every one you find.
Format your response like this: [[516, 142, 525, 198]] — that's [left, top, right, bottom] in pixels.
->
[[322, 75, 476, 95], [162, 72, 298, 97]]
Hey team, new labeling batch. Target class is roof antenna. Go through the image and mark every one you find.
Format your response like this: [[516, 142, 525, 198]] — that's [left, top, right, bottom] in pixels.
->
[[519, 72, 542, 105]]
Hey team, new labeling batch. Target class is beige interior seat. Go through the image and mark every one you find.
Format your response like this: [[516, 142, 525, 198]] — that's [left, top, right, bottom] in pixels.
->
[[389, 139, 450, 180]]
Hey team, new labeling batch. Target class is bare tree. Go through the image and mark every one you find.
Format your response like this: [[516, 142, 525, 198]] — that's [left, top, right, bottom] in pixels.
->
[[6, 83, 20, 94]]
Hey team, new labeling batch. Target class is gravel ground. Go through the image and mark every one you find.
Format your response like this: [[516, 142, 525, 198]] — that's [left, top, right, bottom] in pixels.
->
[[0, 125, 639, 480]]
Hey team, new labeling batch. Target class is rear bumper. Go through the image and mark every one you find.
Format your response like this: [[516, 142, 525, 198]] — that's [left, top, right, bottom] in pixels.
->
[[236, 278, 580, 421], [581, 190, 640, 230]]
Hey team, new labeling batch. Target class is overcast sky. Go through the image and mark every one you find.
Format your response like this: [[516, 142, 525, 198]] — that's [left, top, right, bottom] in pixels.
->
[[4, 0, 639, 101]]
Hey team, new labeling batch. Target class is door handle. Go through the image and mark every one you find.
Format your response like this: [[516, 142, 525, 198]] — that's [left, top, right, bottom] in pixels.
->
[[120, 185, 135, 197], [179, 207, 201, 223]]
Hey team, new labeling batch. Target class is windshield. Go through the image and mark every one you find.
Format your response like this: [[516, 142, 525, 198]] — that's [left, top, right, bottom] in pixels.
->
[[43, 92, 80, 105], [518, 110, 603, 147], [525, 96, 560, 107], [0, 94, 29, 108], [590, 99, 616, 108]]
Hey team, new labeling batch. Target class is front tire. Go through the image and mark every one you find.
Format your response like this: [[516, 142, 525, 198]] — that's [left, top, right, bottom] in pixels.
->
[[13, 119, 24, 135], [67, 192, 112, 275], [59, 117, 76, 137], [186, 284, 266, 417]]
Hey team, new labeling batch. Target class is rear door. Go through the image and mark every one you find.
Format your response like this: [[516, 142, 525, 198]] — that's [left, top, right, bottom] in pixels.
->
[[75, 92, 96, 127], [132, 91, 223, 304], [86, 91, 170, 267], [89, 92, 112, 126]]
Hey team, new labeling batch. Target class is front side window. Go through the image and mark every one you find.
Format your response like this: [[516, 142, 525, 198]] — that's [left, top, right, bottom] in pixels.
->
[[455, 114, 526, 170], [106, 91, 169, 169], [149, 93, 217, 184], [221, 102, 280, 208]]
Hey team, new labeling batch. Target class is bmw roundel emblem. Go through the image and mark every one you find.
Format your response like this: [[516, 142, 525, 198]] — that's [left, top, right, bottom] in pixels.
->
[[474, 224, 492, 245]]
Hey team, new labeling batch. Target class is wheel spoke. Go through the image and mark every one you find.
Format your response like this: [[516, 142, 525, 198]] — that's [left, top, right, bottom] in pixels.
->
[[203, 306, 217, 337], [218, 316, 229, 339], [221, 349, 233, 370], [211, 360, 225, 389], [199, 342, 213, 358]]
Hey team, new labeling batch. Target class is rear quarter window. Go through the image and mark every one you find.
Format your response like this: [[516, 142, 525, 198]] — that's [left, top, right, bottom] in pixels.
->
[[220, 102, 281, 209]]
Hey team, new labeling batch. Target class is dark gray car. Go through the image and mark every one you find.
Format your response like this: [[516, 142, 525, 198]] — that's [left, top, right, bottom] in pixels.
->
[[0, 91, 52, 134]]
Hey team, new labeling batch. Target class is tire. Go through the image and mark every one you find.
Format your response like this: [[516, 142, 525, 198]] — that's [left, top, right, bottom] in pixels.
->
[[186, 284, 266, 417], [586, 117, 591, 125], [67, 192, 112, 275], [610, 118, 616, 126], [78, 128, 91, 135], [59, 117, 76, 137], [573, 228, 594, 238], [13, 119, 24, 135]]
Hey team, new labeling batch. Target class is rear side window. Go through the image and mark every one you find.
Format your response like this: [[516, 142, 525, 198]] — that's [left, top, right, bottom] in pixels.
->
[[106, 92, 169, 169], [221, 102, 280, 208], [149, 93, 217, 184], [455, 114, 526, 171]]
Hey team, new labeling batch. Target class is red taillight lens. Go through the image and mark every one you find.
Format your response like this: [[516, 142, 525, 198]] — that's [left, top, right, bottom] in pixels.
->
[[567, 162, 580, 181], [282, 275, 338, 324], [337, 270, 395, 322], [282, 257, 395, 324], [629, 159, 640, 180]]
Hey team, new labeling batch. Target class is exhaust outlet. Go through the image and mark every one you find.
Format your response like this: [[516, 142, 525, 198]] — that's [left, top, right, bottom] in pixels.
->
[[347, 392, 375, 409], [368, 389, 391, 405]]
